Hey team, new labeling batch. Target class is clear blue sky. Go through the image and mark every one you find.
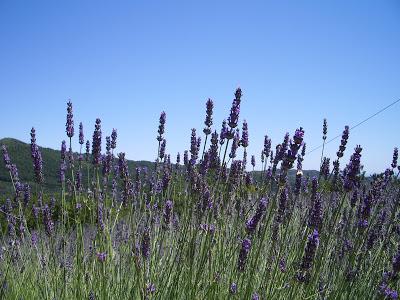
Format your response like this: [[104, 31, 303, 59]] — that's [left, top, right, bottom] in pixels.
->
[[1, 1, 399, 174]]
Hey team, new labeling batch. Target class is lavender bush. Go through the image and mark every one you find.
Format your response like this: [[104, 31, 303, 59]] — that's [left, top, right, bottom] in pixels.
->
[[0, 90, 399, 299]]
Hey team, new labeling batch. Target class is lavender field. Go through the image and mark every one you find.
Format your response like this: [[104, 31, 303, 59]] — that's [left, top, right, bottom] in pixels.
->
[[1, 89, 399, 299]]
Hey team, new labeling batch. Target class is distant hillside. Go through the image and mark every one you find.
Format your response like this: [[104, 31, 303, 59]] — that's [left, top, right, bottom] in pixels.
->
[[0, 138, 318, 195], [0, 138, 154, 195]]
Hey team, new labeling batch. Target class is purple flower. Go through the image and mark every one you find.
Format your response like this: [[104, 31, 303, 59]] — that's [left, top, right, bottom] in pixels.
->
[[190, 129, 199, 165], [79, 122, 84, 145], [24, 185, 31, 206], [146, 282, 156, 295], [159, 139, 166, 159], [320, 157, 330, 179], [209, 131, 220, 168], [141, 229, 151, 259], [238, 238, 251, 272], [379, 283, 398, 299], [308, 193, 322, 230], [275, 187, 288, 225], [163, 200, 173, 227], [220, 119, 228, 145], [322, 118, 327, 140], [251, 292, 260, 300], [30, 128, 44, 184], [31, 231, 38, 247], [157, 111, 166, 142], [203, 98, 214, 135], [229, 130, 240, 159], [228, 88, 242, 131], [96, 252, 107, 262], [106, 136, 111, 153], [92, 119, 102, 165], [343, 145, 362, 191], [337, 125, 350, 158], [240, 120, 249, 148], [176, 152, 180, 165], [282, 128, 305, 171], [85, 140, 90, 162], [229, 282, 237, 294], [76, 170, 82, 191], [297, 229, 319, 282], [263, 135, 272, 159], [2, 145, 11, 170], [66, 100, 74, 138], [246, 198, 268, 234], [111, 128, 117, 150], [251, 155, 256, 168], [43, 205, 54, 236], [392, 147, 398, 169]]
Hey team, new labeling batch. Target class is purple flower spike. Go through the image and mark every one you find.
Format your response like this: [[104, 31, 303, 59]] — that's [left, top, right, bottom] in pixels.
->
[[252, 292, 260, 300], [111, 128, 117, 150], [92, 119, 102, 166], [392, 147, 398, 169], [96, 252, 107, 262], [203, 98, 214, 135], [190, 129, 199, 165], [343, 145, 362, 191], [2, 145, 11, 170], [79, 122, 84, 145], [159, 139, 166, 159], [66, 100, 74, 138], [263, 135, 272, 158], [238, 238, 251, 272], [322, 118, 327, 140], [30, 128, 44, 184], [297, 229, 319, 282], [337, 126, 350, 158], [229, 130, 240, 159], [163, 200, 173, 227], [157, 111, 166, 141], [146, 283, 156, 295], [240, 120, 249, 148], [141, 229, 151, 259], [220, 119, 228, 145], [229, 282, 238, 294], [85, 140, 90, 161], [43, 205, 54, 236], [228, 88, 242, 131], [246, 198, 268, 234]]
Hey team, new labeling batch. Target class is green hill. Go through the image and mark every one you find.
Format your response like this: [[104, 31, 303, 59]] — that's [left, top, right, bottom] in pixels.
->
[[0, 138, 155, 195], [0, 138, 318, 196]]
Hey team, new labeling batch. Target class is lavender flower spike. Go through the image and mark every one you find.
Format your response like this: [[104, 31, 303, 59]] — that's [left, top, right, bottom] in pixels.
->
[[337, 125, 349, 158], [246, 197, 268, 234], [79, 122, 84, 145], [157, 111, 166, 141], [240, 119, 249, 148], [111, 128, 117, 150], [66, 100, 74, 138], [92, 118, 102, 166], [227, 88, 242, 133], [238, 238, 251, 272], [392, 147, 398, 169], [203, 98, 214, 135]]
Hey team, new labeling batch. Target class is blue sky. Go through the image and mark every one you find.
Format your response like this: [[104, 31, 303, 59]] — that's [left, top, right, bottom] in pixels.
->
[[0, 1, 399, 173]]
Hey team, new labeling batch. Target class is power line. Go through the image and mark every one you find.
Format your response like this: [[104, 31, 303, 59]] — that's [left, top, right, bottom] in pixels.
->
[[307, 97, 400, 155]]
